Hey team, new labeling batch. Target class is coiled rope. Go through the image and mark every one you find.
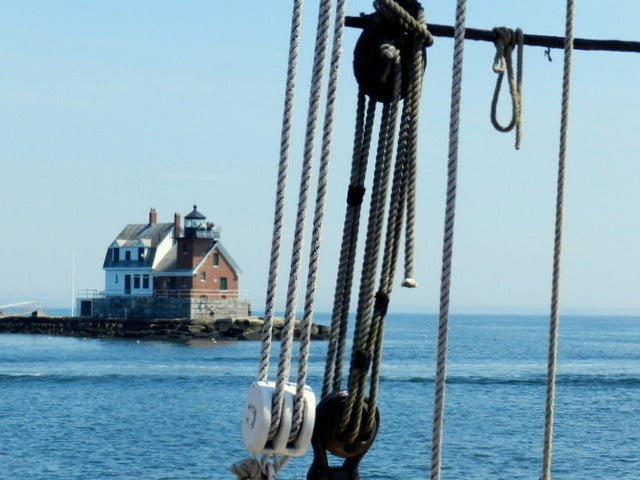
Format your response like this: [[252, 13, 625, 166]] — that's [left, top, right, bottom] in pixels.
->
[[541, 0, 574, 479], [430, 0, 466, 479]]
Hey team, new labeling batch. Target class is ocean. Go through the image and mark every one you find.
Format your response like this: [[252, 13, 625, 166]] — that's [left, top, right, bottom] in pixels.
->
[[0, 313, 638, 479]]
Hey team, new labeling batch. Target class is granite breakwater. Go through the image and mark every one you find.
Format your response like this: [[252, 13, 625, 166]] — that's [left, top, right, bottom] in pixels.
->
[[0, 316, 330, 341]]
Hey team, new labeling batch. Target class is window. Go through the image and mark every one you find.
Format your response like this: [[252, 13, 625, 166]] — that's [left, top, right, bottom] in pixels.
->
[[220, 277, 228, 290], [138, 248, 145, 261], [133, 275, 140, 289], [113, 248, 120, 262], [142, 275, 150, 289], [200, 271, 206, 282], [213, 253, 220, 267], [125, 250, 131, 261]]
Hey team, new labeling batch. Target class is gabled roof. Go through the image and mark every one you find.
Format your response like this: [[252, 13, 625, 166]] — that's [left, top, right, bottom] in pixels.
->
[[152, 240, 242, 277]]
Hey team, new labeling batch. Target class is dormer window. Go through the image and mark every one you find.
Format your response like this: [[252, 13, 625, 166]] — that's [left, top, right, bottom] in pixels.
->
[[125, 251, 131, 261], [113, 248, 120, 262], [138, 247, 145, 261]]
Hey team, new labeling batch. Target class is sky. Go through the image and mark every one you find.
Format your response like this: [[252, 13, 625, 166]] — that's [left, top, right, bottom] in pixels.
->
[[0, 1, 639, 315]]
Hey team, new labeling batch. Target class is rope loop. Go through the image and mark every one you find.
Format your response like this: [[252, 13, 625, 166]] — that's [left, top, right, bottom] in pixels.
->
[[490, 26, 524, 149]]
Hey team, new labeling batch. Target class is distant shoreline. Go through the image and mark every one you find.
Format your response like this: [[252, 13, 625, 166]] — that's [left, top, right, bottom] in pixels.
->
[[0, 315, 330, 341]]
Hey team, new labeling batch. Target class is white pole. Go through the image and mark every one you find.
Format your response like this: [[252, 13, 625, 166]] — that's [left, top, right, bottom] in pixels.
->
[[71, 253, 76, 317]]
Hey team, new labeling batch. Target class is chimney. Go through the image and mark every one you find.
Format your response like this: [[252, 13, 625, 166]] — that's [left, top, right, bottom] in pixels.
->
[[149, 208, 157, 225], [174, 213, 182, 238]]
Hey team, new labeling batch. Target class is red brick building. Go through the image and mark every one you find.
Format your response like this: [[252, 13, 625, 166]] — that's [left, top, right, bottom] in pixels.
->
[[152, 205, 241, 299]]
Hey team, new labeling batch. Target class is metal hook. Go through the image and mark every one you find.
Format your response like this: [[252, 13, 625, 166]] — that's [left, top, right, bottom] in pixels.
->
[[307, 391, 379, 480]]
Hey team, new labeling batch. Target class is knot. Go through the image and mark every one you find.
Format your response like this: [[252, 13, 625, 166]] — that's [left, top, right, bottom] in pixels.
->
[[378, 43, 401, 86], [492, 26, 517, 73], [401, 277, 418, 288], [379, 43, 400, 62], [490, 26, 524, 149]]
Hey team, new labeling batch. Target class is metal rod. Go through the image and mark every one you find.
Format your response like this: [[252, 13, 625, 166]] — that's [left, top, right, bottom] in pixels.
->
[[345, 16, 640, 53]]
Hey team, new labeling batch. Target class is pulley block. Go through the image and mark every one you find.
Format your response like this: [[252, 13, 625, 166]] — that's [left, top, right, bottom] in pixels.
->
[[307, 390, 380, 480], [352, 11, 428, 103], [242, 380, 316, 457]]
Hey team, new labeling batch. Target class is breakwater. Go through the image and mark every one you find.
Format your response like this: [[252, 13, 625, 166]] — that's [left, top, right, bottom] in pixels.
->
[[0, 316, 329, 341]]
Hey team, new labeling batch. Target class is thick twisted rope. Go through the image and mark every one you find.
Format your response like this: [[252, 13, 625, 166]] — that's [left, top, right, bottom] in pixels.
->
[[364, 7, 427, 434], [490, 26, 524, 149], [269, 0, 334, 441], [322, 92, 376, 398], [541, 1, 574, 478], [431, 0, 466, 479], [290, 0, 347, 441], [374, 0, 434, 46], [339, 48, 402, 443], [365, 67, 411, 434], [258, 0, 303, 384], [401, 7, 425, 288]]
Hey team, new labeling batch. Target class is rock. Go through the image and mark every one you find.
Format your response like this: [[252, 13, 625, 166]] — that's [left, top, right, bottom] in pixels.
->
[[0, 315, 330, 341]]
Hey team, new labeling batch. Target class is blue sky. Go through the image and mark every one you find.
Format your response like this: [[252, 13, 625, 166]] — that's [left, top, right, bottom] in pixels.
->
[[1, 1, 638, 315]]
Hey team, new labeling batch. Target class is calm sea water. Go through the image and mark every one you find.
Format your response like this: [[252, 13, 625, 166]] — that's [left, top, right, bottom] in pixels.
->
[[1, 313, 638, 479]]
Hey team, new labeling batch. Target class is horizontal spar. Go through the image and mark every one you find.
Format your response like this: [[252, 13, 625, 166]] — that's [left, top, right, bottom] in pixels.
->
[[345, 16, 640, 53]]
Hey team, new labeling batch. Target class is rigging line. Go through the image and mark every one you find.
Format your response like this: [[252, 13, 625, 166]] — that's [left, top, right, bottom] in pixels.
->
[[345, 16, 640, 53], [322, 92, 376, 399], [339, 83, 401, 441], [258, 0, 303, 384], [290, 0, 348, 443], [269, 0, 334, 441], [541, 0, 574, 478], [430, 0, 466, 479], [365, 58, 413, 435]]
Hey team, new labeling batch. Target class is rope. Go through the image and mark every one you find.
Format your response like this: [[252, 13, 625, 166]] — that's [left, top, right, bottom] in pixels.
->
[[401, 7, 426, 288], [290, 0, 347, 441], [318, 0, 429, 446], [541, 0, 574, 478], [322, 91, 376, 399], [269, 0, 334, 441], [258, 0, 303, 384], [430, 0, 466, 478], [230, 455, 290, 480], [374, 0, 434, 46], [490, 26, 524, 149], [339, 68, 401, 440]]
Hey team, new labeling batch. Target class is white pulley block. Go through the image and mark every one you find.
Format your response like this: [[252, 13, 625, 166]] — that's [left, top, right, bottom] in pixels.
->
[[242, 380, 316, 457]]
